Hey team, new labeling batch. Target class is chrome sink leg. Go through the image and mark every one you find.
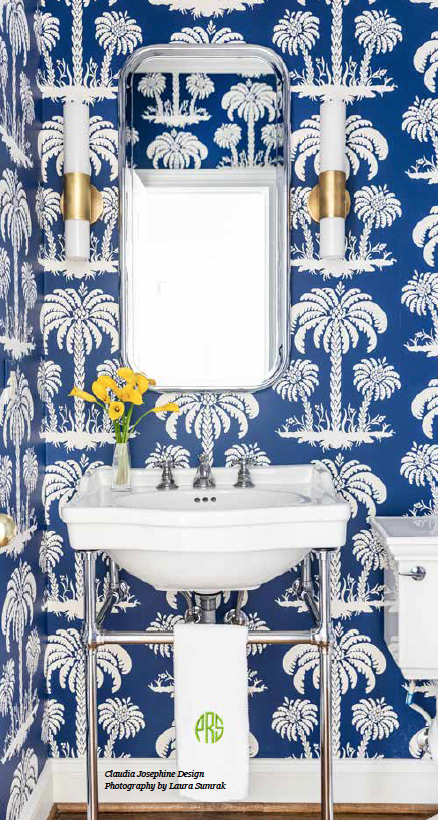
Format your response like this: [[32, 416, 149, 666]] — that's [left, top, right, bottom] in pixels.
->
[[83, 552, 98, 820], [316, 550, 334, 820]]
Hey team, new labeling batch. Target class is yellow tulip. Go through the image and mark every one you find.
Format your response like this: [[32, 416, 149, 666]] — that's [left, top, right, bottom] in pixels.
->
[[96, 375, 118, 392], [151, 403, 179, 414], [117, 367, 136, 386], [118, 386, 143, 405], [92, 380, 110, 404], [108, 401, 124, 420], [69, 387, 96, 403], [135, 373, 150, 394]]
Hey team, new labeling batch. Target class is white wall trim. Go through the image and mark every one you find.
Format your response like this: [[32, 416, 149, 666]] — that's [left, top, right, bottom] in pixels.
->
[[21, 761, 53, 820], [44, 758, 438, 806]]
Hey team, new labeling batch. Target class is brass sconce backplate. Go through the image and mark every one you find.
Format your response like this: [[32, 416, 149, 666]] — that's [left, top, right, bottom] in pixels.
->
[[60, 173, 104, 224], [308, 170, 351, 223]]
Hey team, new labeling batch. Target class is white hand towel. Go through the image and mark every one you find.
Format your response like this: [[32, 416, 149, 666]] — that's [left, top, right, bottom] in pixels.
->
[[173, 622, 249, 802]]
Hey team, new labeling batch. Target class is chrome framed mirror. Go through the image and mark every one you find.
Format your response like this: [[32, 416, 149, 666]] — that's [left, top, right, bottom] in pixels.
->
[[119, 44, 290, 392]]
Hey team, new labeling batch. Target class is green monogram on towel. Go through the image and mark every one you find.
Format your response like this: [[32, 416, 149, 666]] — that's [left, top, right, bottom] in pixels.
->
[[194, 712, 224, 743]]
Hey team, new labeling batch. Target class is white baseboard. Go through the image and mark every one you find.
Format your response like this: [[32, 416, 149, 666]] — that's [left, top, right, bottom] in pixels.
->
[[20, 761, 53, 820], [42, 757, 438, 806]]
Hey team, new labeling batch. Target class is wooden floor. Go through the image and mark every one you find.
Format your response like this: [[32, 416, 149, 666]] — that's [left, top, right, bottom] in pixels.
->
[[54, 809, 438, 820]]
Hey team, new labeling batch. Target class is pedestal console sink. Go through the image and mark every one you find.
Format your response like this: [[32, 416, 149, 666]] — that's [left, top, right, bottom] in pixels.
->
[[61, 464, 350, 592]]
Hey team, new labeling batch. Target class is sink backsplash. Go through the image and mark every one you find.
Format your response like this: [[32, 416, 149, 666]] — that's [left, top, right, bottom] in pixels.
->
[[0, 2, 435, 809]]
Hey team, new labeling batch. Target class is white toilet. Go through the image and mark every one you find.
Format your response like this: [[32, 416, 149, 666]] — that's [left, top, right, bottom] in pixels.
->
[[371, 515, 438, 761]]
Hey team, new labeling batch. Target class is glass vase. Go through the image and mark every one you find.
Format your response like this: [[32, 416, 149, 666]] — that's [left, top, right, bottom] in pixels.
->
[[112, 442, 131, 492]]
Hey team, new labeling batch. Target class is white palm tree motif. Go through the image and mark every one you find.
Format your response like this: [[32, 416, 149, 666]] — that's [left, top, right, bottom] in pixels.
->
[[401, 443, 438, 514], [292, 285, 387, 431], [415, 31, 438, 93], [222, 79, 277, 166], [0, 368, 33, 531], [156, 722, 176, 758], [352, 697, 398, 757], [101, 186, 118, 261], [284, 622, 386, 756], [312, 0, 376, 87], [316, 455, 386, 519], [145, 442, 190, 469], [412, 378, 438, 440], [273, 10, 319, 84], [353, 358, 400, 432], [272, 697, 318, 758], [224, 442, 270, 467], [43, 455, 102, 524], [39, 530, 63, 601], [34, 11, 59, 87], [41, 698, 64, 757], [98, 697, 145, 757], [0, 247, 11, 337], [138, 73, 166, 117], [274, 359, 319, 431], [352, 528, 387, 602], [293, 114, 388, 183], [37, 359, 61, 433], [39, 115, 118, 183], [186, 73, 214, 115], [402, 271, 438, 346], [170, 22, 245, 45], [354, 185, 401, 258], [6, 748, 38, 820], [0, 169, 31, 338], [261, 123, 281, 165], [0, 37, 8, 127], [1, 561, 36, 724], [214, 122, 241, 167], [403, 97, 438, 163], [41, 284, 118, 432], [95, 12, 142, 86], [0, 455, 12, 511], [19, 72, 34, 150], [0, 0, 29, 142], [36, 186, 60, 260], [60, 0, 98, 88], [157, 391, 259, 464], [0, 659, 15, 734], [21, 263, 36, 341], [147, 0, 264, 17], [291, 186, 314, 259], [147, 613, 184, 659], [355, 11, 402, 85], [45, 627, 132, 757], [22, 447, 37, 529], [147, 129, 208, 169], [413, 206, 438, 266], [25, 627, 40, 710]]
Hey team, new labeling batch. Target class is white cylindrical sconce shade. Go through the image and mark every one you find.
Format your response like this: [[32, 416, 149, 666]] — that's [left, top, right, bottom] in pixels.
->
[[319, 99, 347, 261], [63, 101, 91, 261]]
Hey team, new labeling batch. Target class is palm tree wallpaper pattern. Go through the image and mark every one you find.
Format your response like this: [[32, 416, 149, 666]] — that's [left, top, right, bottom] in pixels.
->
[[2, 0, 438, 817]]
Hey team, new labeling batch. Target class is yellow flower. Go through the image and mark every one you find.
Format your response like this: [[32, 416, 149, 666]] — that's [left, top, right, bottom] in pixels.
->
[[117, 367, 136, 386], [108, 401, 124, 420], [118, 386, 143, 405], [69, 387, 96, 403], [92, 380, 110, 404], [151, 402, 179, 414], [96, 375, 118, 392], [135, 373, 150, 394]]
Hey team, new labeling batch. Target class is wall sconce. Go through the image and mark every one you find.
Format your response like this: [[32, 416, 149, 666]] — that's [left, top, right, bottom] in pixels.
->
[[61, 102, 103, 261], [308, 100, 350, 261]]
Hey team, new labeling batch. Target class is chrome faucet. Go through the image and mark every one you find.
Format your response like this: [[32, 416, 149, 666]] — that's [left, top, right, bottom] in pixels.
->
[[193, 453, 215, 489], [230, 454, 256, 488], [156, 455, 178, 490]]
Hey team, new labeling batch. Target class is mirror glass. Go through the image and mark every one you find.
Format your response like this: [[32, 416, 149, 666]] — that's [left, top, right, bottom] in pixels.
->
[[120, 45, 290, 391]]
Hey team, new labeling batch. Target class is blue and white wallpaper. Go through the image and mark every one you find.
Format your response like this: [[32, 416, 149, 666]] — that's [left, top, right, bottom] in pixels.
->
[[4, 0, 438, 813], [0, 0, 46, 817]]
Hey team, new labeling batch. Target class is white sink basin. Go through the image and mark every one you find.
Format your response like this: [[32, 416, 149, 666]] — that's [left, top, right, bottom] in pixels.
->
[[61, 464, 350, 593]]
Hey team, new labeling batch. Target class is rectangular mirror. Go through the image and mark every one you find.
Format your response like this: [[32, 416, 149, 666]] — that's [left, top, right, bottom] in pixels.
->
[[119, 45, 290, 392]]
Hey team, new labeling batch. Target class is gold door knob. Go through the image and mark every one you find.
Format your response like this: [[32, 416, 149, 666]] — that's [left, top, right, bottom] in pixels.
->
[[0, 514, 16, 547]]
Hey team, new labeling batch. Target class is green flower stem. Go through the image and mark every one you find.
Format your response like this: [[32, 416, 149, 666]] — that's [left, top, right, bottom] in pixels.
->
[[129, 408, 160, 433], [121, 404, 134, 442]]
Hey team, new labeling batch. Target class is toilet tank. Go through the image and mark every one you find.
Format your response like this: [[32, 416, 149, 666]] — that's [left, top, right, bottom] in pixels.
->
[[371, 516, 438, 680]]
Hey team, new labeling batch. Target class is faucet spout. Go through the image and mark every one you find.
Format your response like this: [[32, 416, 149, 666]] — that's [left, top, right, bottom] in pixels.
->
[[193, 452, 215, 489]]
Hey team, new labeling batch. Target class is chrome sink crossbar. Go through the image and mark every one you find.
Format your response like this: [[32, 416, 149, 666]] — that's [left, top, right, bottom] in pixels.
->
[[81, 549, 335, 820]]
